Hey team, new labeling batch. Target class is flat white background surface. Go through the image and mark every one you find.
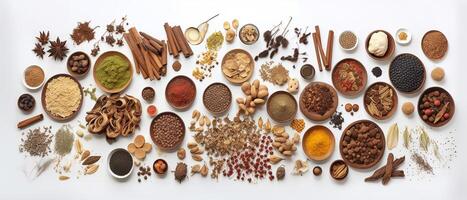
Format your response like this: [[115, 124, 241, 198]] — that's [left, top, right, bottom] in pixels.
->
[[1, 0, 466, 199]]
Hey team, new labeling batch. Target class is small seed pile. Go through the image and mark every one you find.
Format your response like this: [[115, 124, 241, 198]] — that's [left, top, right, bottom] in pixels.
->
[[151, 113, 184, 150], [272, 125, 299, 157], [237, 79, 269, 116], [339, 31, 357, 49], [127, 135, 152, 160], [19, 126, 53, 157], [54, 125, 75, 157]]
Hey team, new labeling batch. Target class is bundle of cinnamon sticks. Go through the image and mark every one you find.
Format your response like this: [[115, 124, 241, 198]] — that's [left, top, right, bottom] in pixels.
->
[[123, 27, 168, 80], [164, 23, 193, 58], [312, 26, 334, 71]]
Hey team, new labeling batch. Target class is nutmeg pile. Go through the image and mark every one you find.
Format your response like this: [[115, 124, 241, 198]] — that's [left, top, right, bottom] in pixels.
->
[[68, 52, 90, 74], [271, 125, 299, 157], [237, 79, 269, 115]]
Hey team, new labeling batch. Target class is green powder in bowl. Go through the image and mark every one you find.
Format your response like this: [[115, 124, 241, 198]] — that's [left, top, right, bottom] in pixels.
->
[[95, 55, 131, 90]]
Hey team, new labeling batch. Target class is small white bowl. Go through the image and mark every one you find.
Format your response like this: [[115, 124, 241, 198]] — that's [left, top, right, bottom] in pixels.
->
[[396, 28, 412, 45], [339, 30, 358, 51], [23, 65, 45, 90], [107, 148, 134, 179]]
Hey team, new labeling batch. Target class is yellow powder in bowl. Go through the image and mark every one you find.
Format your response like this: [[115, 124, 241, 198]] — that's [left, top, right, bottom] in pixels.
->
[[303, 126, 333, 159], [45, 76, 81, 118]]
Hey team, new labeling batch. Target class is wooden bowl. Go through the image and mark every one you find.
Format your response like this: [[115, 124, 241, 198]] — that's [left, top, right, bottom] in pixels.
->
[[93, 51, 133, 94], [389, 53, 426, 94], [165, 75, 196, 110], [299, 82, 338, 121], [41, 74, 83, 122], [365, 30, 395, 60], [302, 125, 335, 161], [239, 24, 260, 45], [329, 160, 348, 180], [339, 120, 385, 169], [363, 82, 398, 120], [221, 49, 254, 84], [266, 91, 298, 123], [150, 112, 186, 152], [332, 58, 367, 97], [153, 159, 168, 175], [421, 30, 448, 60], [67, 51, 91, 77], [417, 87, 455, 127], [202, 82, 232, 115]]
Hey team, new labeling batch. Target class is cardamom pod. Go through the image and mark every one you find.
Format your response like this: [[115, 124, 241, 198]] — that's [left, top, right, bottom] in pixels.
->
[[269, 155, 284, 164]]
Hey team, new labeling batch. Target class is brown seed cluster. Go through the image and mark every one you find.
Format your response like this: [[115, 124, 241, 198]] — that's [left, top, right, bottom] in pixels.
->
[[203, 83, 232, 114], [302, 84, 334, 115], [151, 113, 184, 150], [342, 121, 384, 166]]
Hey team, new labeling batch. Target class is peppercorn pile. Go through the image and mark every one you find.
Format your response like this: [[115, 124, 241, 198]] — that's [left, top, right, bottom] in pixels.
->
[[203, 83, 231, 114], [389, 53, 425, 93], [150, 112, 185, 150]]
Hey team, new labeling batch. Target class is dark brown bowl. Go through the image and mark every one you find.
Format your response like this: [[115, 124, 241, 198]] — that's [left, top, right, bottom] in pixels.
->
[[266, 91, 298, 123], [299, 82, 338, 121], [365, 30, 395, 60], [363, 82, 398, 120], [300, 64, 315, 80], [153, 159, 168, 175], [417, 87, 455, 127], [17, 93, 35, 112], [421, 30, 448, 60], [329, 159, 348, 180], [221, 49, 254, 84], [339, 120, 385, 169], [165, 75, 196, 110], [389, 53, 426, 94], [141, 86, 155, 102], [93, 51, 133, 94], [332, 58, 367, 97], [67, 51, 91, 77], [41, 74, 83, 122], [202, 82, 232, 115], [150, 112, 185, 152], [302, 125, 335, 161]]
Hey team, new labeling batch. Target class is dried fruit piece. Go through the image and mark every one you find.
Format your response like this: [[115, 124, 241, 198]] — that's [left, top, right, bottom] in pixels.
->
[[127, 143, 137, 154]]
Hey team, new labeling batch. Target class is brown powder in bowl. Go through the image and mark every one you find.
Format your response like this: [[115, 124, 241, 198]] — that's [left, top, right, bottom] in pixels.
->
[[25, 65, 44, 88], [422, 31, 448, 60]]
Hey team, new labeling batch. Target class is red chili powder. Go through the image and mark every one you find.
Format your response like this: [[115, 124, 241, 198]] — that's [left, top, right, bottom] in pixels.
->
[[166, 77, 196, 108]]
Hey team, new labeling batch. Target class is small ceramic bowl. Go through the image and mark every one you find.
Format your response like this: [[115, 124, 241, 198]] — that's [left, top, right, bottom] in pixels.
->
[[339, 31, 358, 51], [239, 24, 259, 45], [107, 148, 134, 179], [300, 64, 315, 80], [395, 28, 411, 45], [23, 65, 45, 90], [153, 159, 168, 175], [330, 160, 348, 180]]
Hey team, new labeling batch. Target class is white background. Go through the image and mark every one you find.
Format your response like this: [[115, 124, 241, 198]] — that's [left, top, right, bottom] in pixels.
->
[[1, 0, 466, 199]]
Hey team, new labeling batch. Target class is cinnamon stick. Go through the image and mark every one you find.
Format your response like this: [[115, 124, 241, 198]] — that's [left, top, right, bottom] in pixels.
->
[[312, 33, 323, 71], [17, 114, 43, 129], [314, 26, 328, 67], [161, 41, 168, 66], [141, 48, 155, 80], [140, 31, 164, 46], [164, 23, 179, 57], [326, 30, 334, 70], [124, 33, 147, 76], [172, 26, 191, 57], [142, 38, 160, 55], [382, 153, 394, 185], [365, 156, 405, 182]]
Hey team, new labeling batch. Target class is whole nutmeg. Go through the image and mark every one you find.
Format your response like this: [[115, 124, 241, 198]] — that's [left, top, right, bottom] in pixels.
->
[[276, 166, 286, 180], [402, 102, 414, 115]]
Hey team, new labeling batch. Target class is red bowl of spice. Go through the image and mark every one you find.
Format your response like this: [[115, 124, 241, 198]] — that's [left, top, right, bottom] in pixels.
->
[[165, 75, 197, 110], [332, 58, 367, 97]]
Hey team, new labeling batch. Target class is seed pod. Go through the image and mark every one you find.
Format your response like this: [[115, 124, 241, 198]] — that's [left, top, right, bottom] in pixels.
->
[[253, 98, 265, 104], [81, 150, 90, 161], [200, 163, 208, 177], [187, 141, 198, 149], [283, 150, 293, 156], [177, 148, 186, 160], [257, 89, 269, 99], [249, 101, 256, 107], [59, 175, 70, 181], [276, 166, 286, 180], [269, 155, 284, 164], [191, 164, 201, 176], [247, 106, 255, 114], [293, 132, 300, 144], [258, 117, 263, 129], [192, 109, 200, 119], [236, 97, 245, 104], [265, 120, 271, 132], [174, 162, 187, 183], [192, 154, 203, 161], [241, 82, 251, 95]]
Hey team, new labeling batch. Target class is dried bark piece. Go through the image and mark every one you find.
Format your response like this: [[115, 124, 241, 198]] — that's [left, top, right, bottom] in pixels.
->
[[82, 155, 101, 165], [382, 153, 394, 185]]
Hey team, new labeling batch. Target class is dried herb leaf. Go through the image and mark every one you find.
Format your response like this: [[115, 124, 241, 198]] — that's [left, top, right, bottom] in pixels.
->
[[403, 126, 411, 149], [419, 128, 430, 152], [386, 123, 399, 150]]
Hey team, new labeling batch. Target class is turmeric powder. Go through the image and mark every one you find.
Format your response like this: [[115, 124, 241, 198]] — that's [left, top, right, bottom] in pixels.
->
[[303, 126, 333, 159]]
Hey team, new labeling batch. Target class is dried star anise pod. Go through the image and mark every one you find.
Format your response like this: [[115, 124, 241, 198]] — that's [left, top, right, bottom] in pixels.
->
[[32, 43, 45, 58], [106, 24, 115, 33], [70, 21, 97, 45], [47, 37, 69, 61], [116, 24, 125, 34], [36, 31, 50, 45], [105, 35, 116, 46], [91, 44, 100, 56]]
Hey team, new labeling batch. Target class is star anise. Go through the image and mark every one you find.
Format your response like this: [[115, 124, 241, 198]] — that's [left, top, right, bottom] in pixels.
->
[[105, 35, 116, 46], [116, 24, 125, 34], [70, 21, 97, 45], [91, 44, 100, 57], [106, 24, 115, 33], [116, 39, 124, 46], [36, 31, 49, 45], [47, 37, 69, 61], [32, 43, 45, 58]]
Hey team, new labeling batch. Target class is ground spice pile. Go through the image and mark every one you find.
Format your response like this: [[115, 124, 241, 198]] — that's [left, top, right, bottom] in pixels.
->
[[45, 76, 81, 118], [259, 61, 289, 86], [19, 126, 53, 157]]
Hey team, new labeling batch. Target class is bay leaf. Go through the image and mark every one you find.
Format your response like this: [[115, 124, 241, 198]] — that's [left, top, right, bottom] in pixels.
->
[[386, 123, 399, 150]]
